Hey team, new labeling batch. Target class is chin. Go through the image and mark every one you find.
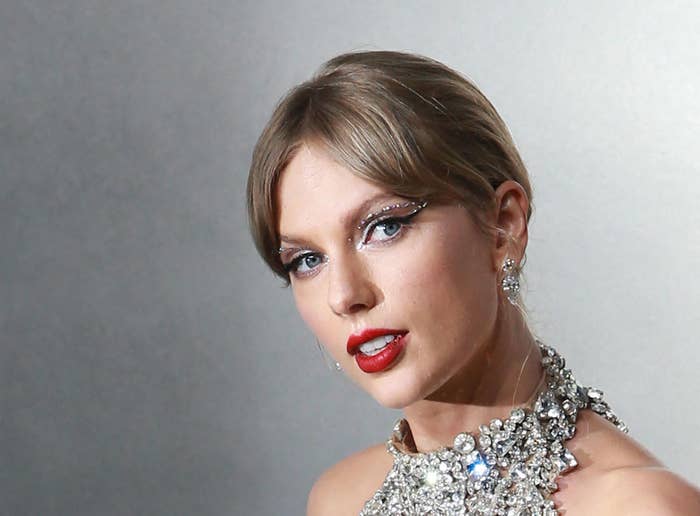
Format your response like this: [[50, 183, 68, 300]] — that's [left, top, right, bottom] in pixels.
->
[[372, 394, 404, 409], [371, 393, 413, 410], [353, 357, 444, 409], [364, 378, 425, 410]]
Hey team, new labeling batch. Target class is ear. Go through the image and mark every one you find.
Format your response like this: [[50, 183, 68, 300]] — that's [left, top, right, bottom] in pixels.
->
[[491, 180, 530, 271]]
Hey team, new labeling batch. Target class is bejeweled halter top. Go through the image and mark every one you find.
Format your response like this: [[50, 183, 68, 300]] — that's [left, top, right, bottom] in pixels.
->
[[360, 341, 627, 515]]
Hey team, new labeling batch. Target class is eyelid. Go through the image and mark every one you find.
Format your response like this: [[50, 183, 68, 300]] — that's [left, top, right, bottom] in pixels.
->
[[281, 252, 326, 280], [357, 201, 428, 247], [279, 200, 428, 275], [278, 200, 427, 254], [281, 249, 317, 268], [356, 200, 427, 231], [357, 214, 408, 247]]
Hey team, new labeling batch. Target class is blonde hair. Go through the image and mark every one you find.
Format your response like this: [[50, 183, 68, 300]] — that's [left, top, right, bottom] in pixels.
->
[[247, 50, 534, 297]]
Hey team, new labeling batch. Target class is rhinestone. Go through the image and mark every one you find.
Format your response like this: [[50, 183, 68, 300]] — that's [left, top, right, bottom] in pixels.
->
[[546, 406, 562, 419], [485, 451, 498, 466], [561, 399, 576, 416], [392, 418, 407, 441], [424, 469, 439, 486], [454, 432, 476, 453], [591, 402, 607, 413], [467, 453, 490, 479], [479, 434, 492, 449], [587, 388, 604, 400], [360, 342, 628, 516], [438, 448, 454, 461], [510, 408, 526, 423], [495, 437, 516, 456], [466, 450, 481, 463], [560, 449, 577, 471]]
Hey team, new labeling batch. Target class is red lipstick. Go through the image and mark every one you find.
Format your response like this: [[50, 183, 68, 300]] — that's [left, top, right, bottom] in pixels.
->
[[347, 329, 408, 373]]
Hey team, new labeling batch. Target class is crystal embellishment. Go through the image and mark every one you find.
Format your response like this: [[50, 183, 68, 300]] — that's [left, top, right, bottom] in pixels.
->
[[500, 258, 520, 305], [359, 341, 628, 515]]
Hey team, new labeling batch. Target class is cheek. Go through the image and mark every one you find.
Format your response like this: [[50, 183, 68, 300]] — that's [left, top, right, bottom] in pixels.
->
[[292, 285, 339, 349], [407, 226, 487, 287], [391, 229, 495, 336], [292, 287, 321, 332]]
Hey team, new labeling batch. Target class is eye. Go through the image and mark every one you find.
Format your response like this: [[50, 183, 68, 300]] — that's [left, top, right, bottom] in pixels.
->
[[361, 206, 426, 246], [364, 218, 403, 243], [358, 200, 427, 246], [283, 252, 325, 277]]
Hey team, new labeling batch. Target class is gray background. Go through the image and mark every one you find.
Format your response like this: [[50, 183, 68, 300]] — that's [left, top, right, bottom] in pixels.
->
[[2, 1, 699, 515]]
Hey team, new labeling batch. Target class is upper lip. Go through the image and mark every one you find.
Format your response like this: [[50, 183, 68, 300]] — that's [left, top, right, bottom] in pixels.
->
[[346, 328, 408, 355]]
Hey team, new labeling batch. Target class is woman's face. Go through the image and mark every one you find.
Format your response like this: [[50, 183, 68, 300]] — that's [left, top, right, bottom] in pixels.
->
[[276, 143, 502, 409]]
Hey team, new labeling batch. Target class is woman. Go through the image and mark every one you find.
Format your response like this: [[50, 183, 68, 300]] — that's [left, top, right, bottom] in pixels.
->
[[247, 50, 700, 515]]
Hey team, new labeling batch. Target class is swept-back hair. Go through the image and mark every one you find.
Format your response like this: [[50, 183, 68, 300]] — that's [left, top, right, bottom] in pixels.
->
[[247, 50, 533, 286]]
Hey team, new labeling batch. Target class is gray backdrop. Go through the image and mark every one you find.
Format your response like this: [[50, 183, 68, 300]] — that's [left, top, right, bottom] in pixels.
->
[[2, 1, 698, 515]]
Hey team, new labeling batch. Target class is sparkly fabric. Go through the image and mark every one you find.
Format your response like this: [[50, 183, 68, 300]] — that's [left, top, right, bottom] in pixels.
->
[[360, 341, 628, 515]]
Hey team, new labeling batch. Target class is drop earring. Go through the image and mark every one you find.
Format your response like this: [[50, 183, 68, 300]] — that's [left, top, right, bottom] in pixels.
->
[[314, 338, 343, 372], [501, 257, 520, 305]]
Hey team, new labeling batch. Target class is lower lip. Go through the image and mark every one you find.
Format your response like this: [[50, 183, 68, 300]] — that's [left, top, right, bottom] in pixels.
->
[[354, 334, 408, 373]]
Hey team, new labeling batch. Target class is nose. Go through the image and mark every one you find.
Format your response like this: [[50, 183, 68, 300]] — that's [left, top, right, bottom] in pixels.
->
[[326, 252, 378, 317]]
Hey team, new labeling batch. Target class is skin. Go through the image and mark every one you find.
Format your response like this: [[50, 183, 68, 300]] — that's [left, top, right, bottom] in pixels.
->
[[275, 142, 700, 515]]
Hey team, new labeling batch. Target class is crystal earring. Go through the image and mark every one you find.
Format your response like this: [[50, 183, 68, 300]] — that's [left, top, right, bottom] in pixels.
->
[[334, 362, 342, 372], [501, 257, 520, 305]]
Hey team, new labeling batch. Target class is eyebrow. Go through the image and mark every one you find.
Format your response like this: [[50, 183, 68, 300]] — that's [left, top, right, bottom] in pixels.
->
[[279, 192, 405, 247]]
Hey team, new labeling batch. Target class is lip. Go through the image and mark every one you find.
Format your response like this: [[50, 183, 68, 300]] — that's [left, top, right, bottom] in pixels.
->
[[354, 333, 409, 373], [346, 328, 408, 355]]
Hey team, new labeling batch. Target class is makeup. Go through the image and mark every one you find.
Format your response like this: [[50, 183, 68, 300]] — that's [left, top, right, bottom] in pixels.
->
[[347, 329, 409, 373], [356, 200, 427, 231], [278, 199, 429, 278]]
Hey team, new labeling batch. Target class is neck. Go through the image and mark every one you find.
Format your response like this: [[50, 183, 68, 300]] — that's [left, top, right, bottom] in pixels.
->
[[402, 304, 544, 453]]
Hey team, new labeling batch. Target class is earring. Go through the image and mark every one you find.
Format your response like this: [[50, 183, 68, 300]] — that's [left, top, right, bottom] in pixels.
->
[[314, 338, 343, 372], [501, 257, 520, 305]]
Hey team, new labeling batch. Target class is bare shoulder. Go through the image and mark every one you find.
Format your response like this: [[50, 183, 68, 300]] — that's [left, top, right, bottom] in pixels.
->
[[555, 410, 700, 514], [599, 465, 700, 514], [306, 443, 393, 516]]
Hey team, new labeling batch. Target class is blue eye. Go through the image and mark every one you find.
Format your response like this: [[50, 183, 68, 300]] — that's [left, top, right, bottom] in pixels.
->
[[372, 220, 401, 240], [362, 216, 411, 245], [282, 201, 427, 279], [284, 253, 324, 277]]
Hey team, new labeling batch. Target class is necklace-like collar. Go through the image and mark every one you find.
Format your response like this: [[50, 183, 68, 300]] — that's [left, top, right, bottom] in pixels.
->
[[392, 369, 548, 457], [360, 341, 628, 515]]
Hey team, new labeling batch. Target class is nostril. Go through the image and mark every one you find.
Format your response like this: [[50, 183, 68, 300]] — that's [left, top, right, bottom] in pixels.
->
[[347, 302, 369, 314], [328, 287, 376, 317]]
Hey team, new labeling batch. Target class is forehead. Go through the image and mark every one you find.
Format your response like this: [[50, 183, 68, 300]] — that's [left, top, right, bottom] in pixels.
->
[[276, 144, 390, 236]]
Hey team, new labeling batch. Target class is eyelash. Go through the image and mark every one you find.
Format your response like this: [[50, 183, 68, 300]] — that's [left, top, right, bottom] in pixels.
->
[[282, 212, 420, 279]]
